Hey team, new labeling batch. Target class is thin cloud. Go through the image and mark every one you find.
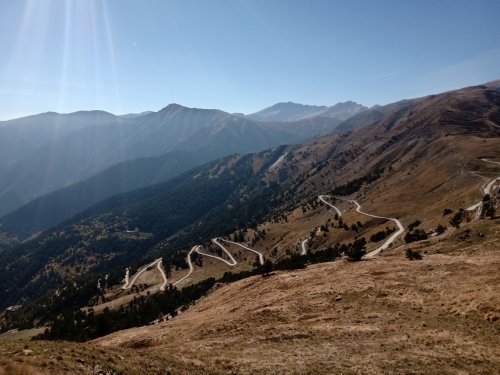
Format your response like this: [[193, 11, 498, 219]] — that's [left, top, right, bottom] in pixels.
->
[[412, 49, 500, 96]]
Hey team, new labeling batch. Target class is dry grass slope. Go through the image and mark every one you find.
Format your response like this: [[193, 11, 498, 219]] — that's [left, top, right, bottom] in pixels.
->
[[93, 220, 500, 374]]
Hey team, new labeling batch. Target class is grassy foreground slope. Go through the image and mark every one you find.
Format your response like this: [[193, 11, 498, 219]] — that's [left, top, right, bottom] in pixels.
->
[[92, 218, 500, 374], [1, 218, 497, 374]]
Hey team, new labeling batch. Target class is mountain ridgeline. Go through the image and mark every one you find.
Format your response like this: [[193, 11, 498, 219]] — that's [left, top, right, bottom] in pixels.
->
[[0, 101, 365, 223], [246, 101, 367, 122]]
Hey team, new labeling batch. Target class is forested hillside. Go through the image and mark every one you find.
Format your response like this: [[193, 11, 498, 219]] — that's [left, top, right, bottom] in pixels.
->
[[1, 82, 499, 343]]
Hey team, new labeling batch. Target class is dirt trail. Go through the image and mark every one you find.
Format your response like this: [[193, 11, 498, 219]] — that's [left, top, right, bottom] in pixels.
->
[[301, 239, 308, 255], [318, 194, 342, 217], [219, 238, 264, 265], [466, 158, 500, 212], [172, 246, 198, 287], [122, 258, 168, 291], [173, 240, 239, 287], [349, 200, 405, 258]]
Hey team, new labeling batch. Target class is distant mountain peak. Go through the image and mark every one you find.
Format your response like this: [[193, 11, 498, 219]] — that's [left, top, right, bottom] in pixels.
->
[[160, 103, 189, 113], [160, 103, 219, 113], [247, 101, 366, 122], [276, 101, 326, 109], [69, 110, 116, 117], [158, 104, 232, 119], [119, 111, 154, 119], [166, 103, 185, 109]]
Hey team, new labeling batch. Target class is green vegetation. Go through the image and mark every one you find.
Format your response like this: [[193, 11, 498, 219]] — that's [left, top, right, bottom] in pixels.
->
[[404, 220, 428, 243], [481, 194, 496, 219], [1, 269, 129, 333], [261, 259, 274, 276], [407, 220, 422, 231], [330, 167, 385, 196], [23, 238, 351, 342], [344, 238, 367, 261], [435, 224, 447, 235], [0, 154, 293, 310], [404, 229, 428, 243], [449, 208, 465, 228], [37, 278, 217, 342], [370, 227, 396, 242], [34, 243, 346, 342], [442, 208, 452, 216], [0, 151, 207, 238]]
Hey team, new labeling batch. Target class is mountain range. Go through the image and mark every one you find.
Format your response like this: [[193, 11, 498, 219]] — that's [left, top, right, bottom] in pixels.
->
[[0, 101, 366, 245], [246, 100, 367, 122], [1, 81, 498, 309], [0, 81, 499, 375]]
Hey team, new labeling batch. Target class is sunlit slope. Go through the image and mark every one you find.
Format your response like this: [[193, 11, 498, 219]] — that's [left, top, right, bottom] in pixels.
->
[[94, 227, 500, 374], [0, 81, 498, 314]]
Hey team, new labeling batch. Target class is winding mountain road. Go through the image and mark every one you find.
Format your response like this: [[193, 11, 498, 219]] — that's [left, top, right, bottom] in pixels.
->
[[122, 258, 168, 291], [318, 195, 342, 217], [127, 158, 500, 291], [219, 238, 264, 265], [297, 195, 343, 256], [347, 200, 405, 258], [157, 260, 169, 291], [484, 177, 500, 195], [173, 240, 238, 287], [122, 268, 130, 289], [172, 246, 198, 287], [482, 158, 500, 166], [466, 159, 500, 213], [173, 239, 265, 286], [201, 238, 238, 266], [299, 196, 343, 256]]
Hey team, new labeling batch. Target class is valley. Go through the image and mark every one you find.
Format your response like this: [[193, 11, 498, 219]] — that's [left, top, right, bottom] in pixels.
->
[[2, 2, 499, 373], [0, 81, 499, 374]]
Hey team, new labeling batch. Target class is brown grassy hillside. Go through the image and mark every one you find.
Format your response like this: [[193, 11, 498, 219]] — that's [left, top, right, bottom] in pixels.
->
[[92, 218, 500, 374]]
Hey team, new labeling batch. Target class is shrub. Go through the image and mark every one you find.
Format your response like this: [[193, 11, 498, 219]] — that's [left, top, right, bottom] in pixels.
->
[[345, 238, 367, 262], [260, 259, 274, 276], [481, 194, 496, 219], [442, 208, 452, 216], [404, 229, 428, 243], [435, 224, 446, 235], [408, 220, 422, 231], [406, 249, 422, 260], [370, 230, 387, 243], [484, 205, 496, 219], [449, 209, 465, 228]]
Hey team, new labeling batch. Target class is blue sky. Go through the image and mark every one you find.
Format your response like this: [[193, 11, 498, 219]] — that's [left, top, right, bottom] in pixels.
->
[[1, 0, 499, 120]]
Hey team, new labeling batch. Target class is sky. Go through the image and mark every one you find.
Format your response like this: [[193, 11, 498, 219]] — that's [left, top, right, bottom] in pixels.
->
[[0, 0, 500, 120]]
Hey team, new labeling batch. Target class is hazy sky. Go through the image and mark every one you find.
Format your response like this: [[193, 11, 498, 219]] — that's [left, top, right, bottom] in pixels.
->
[[1, 0, 499, 120]]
